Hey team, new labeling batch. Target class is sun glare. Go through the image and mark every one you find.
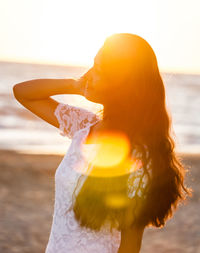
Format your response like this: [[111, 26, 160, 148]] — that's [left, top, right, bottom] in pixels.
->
[[1, 0, 200, 73], [34, 0, 153, 67]]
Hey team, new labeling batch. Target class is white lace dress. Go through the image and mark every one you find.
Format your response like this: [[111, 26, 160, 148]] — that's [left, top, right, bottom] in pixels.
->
[[45, 102, 152, 253]]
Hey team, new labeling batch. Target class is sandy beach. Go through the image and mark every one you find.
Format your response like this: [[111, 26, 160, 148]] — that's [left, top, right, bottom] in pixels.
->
[[0, 149, 199, 253]]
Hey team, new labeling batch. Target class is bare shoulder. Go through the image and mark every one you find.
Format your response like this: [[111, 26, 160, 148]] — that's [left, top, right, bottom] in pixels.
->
[[118, 224, 145, 253]]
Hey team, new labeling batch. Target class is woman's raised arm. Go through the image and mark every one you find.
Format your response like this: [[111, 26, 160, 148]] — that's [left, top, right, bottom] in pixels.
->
[[12, 78, 85, 128], [13, 78, 84, 100]]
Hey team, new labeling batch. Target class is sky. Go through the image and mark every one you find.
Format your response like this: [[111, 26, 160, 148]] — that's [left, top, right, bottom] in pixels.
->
[[0, 0, 199, 74]]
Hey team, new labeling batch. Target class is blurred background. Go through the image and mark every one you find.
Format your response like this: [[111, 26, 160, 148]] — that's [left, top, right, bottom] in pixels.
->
[[0, 0, 199, 252]]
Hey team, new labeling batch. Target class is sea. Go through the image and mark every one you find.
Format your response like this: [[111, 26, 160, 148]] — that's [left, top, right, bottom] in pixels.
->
[[0, 61, 200, 155]]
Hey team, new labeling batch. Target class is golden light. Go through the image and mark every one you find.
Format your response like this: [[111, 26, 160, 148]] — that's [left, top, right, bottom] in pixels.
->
[[81, 130, 143, 177], [87, 131, 130, 168], [36, 0, 151, 67], [0, 0, 153, 67], [1, 1, 200, 73], [104, 193, 130, 209]]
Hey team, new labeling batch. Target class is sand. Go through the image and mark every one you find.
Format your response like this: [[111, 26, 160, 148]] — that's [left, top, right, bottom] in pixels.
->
[[0, 149, 199, 253]]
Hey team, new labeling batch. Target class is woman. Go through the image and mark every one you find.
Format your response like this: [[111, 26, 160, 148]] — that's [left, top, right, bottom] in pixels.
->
[[13, 33, 190, 253]]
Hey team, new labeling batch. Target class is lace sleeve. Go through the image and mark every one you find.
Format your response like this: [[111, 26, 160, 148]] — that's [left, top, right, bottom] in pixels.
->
[[54, 102, 101, 139]]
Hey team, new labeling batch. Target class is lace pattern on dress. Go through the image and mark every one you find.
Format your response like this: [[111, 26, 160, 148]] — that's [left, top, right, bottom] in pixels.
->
[[127, 147, 152, 199], [54, 102, 101, 139]]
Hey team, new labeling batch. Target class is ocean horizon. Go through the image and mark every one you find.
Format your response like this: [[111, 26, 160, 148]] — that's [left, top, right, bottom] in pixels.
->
[[0, 60, 200, 155]]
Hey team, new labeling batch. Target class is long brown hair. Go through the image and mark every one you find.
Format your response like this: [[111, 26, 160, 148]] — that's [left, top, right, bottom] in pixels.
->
[[66, 33, 191, 231]]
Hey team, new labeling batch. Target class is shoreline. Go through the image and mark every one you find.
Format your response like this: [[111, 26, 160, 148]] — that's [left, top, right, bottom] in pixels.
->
[[1, 147, 200, 157]]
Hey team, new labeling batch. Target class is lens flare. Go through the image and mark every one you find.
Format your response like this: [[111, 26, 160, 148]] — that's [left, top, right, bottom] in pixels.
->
[[81, 130, 142, 177], [91, 131, 130, 167], [104, 193, 130, 209]]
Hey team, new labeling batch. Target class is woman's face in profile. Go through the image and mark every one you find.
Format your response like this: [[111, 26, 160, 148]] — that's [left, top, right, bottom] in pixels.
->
[[84, 49, 106, 103]]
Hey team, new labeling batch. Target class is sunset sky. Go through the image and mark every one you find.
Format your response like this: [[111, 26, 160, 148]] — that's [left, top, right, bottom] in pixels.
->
[[0, 0, 199, 74]]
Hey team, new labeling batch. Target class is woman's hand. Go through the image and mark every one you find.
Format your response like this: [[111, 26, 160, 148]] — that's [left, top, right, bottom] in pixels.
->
[[75, 68, 94, 96]]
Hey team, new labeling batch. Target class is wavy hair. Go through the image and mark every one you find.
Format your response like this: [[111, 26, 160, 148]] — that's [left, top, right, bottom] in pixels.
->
[[65, 33, 191, 231]]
